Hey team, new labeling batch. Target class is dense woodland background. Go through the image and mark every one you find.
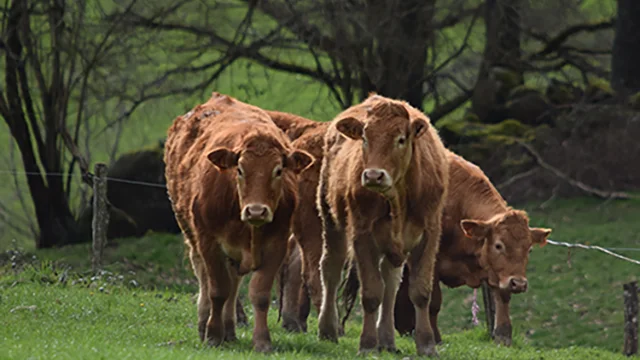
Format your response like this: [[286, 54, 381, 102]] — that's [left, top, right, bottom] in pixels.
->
[[2, 1, 640, 358], [1, 0, 638, 249]]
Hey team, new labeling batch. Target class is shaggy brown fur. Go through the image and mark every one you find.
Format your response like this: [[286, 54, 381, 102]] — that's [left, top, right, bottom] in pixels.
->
[[392, 150, 551, 346], [163, 92, 313, 353], [317, 94, 449, 357]]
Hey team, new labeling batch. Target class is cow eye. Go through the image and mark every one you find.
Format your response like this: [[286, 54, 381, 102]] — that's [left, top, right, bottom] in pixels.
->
[[397, 136, 406, 146], [495, 243, 503, 251], [237, 167, 244, 177], [274, 166, 283, 178]]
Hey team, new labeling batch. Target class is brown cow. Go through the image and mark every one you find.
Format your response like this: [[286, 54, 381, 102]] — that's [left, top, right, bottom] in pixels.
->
[[278, 122, 329, 332], [391, 151, 552, 346], [317, 94, 449, 356], [163, 92, 314, 352], [260, 110, 331, 332]]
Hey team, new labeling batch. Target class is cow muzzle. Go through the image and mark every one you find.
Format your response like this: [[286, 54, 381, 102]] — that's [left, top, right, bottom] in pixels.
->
[[506, 276, 528, 294], [361, 168, 392, 191], [241, 203, 273, 226]]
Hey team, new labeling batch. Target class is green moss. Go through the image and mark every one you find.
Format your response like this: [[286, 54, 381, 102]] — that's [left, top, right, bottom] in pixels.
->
[[629, 92, 640, 110], [546, 81, 580, 104], [584, 78, 615, 100], [507, 85, 546, 100], [491, 66, 523, 91]]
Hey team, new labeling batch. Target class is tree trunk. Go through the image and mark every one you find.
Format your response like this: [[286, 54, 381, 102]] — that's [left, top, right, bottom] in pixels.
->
[[1, 0, 81, 249], [472, 0, 523, 121], [361, 0, 436, 110], [611, 0, 640, 95]]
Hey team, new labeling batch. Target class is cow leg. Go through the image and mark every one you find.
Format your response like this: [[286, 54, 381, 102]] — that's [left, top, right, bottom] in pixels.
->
[[249, 237, 288, 353], [394, 264, 415, 336], [188, 247, 211, 342], [353, 235, 384, 354], [281, 239, 305, 333], [222, 267, 241, 342], [236, 298, 248, 327], [298, 281, 311, 332], [429, 278, 443, 344], [378, 257, 403, 353], [492, 289, 513, 346], [201, 246, 231, 347], [317, 214, 347, 341], [300, 229, 324, 319], [408, 233, 440, 357]]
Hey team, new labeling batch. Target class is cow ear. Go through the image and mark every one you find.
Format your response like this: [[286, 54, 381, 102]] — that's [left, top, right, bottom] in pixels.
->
[[285, 150, 314, 174], [411, 118, 429, 139], [460, 219, 491, 240], [207, 148, 239, 170], [530, 227, 552, 247], [336, 117, 364, 140]]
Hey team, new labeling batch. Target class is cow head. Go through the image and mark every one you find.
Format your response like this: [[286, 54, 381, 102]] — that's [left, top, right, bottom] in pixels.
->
[[207, 134, 313, 227], [336, 101, 429, 195], [460, 210, 551, 294]]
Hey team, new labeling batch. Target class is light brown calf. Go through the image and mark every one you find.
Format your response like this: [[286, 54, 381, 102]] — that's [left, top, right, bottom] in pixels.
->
[[163, 92, 313, 352], [392, 151, 552, 346], [317, 94, 449, 356]]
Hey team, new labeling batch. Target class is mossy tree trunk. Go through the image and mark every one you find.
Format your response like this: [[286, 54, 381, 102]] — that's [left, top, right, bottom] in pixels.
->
[[472, 0, 524, 121], [358, 0, 436, 110], [611, 0, 640, 95]]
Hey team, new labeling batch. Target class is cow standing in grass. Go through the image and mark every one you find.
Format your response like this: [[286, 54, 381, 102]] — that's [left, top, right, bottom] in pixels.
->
[[392, 151, 552, 346], [163, 92, 313, 352], [317, 94, 449, 356]]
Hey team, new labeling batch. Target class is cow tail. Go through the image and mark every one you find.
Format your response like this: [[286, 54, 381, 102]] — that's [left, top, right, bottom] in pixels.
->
[[339, 257, 360, 329]]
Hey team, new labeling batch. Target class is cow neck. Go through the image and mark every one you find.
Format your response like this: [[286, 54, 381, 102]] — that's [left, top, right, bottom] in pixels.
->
[[386, 185, 407, 252]]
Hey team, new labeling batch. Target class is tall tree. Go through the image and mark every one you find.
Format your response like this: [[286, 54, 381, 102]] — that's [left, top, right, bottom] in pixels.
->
[[472, 0, 523, 121], [611, 0, 640, 95], [0, 0, 239, 248]]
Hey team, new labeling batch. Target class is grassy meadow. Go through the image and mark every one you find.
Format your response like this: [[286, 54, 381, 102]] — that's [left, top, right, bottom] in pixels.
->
[[0, 1, 634, 358], [2, 196, 640, 359]]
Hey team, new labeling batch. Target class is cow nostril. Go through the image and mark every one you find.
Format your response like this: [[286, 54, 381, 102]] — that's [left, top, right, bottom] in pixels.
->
[[510, 278, 528, 290], [364, 169, 384, 183], [247, 204, 268, 218]]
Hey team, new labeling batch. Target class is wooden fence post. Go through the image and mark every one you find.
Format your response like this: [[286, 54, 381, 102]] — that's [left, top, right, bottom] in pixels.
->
[[91, 163, 109, 273], [481, 281, 496, 338], [624, 281, 639, 356]]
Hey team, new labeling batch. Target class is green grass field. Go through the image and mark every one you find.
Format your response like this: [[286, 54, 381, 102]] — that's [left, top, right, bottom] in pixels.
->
[[1, 196, 639, 359]]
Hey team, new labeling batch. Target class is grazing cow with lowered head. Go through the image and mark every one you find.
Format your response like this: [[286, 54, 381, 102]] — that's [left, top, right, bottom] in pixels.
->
[[163, 92, 314, 352], [392, 151, 552, 346], [317, 94, 449, 356]]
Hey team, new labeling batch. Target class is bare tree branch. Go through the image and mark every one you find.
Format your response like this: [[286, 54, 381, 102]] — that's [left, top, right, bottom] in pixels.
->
[[515, 140, 633, 200]]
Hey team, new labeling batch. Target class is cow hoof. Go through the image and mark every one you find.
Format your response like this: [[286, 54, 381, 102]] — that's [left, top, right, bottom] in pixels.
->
[[493, 324, 512, 346], [417, 344, 439, 357], [378, 345, 401, 354], [356, 347, 377, 356], [282, 318, 304, 333], [494, 335, 512, 347], [224, 333, 237, 342], [206, 337, 225, 348], [319, 329, 339, 343], [253, 341, 273, 353]]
